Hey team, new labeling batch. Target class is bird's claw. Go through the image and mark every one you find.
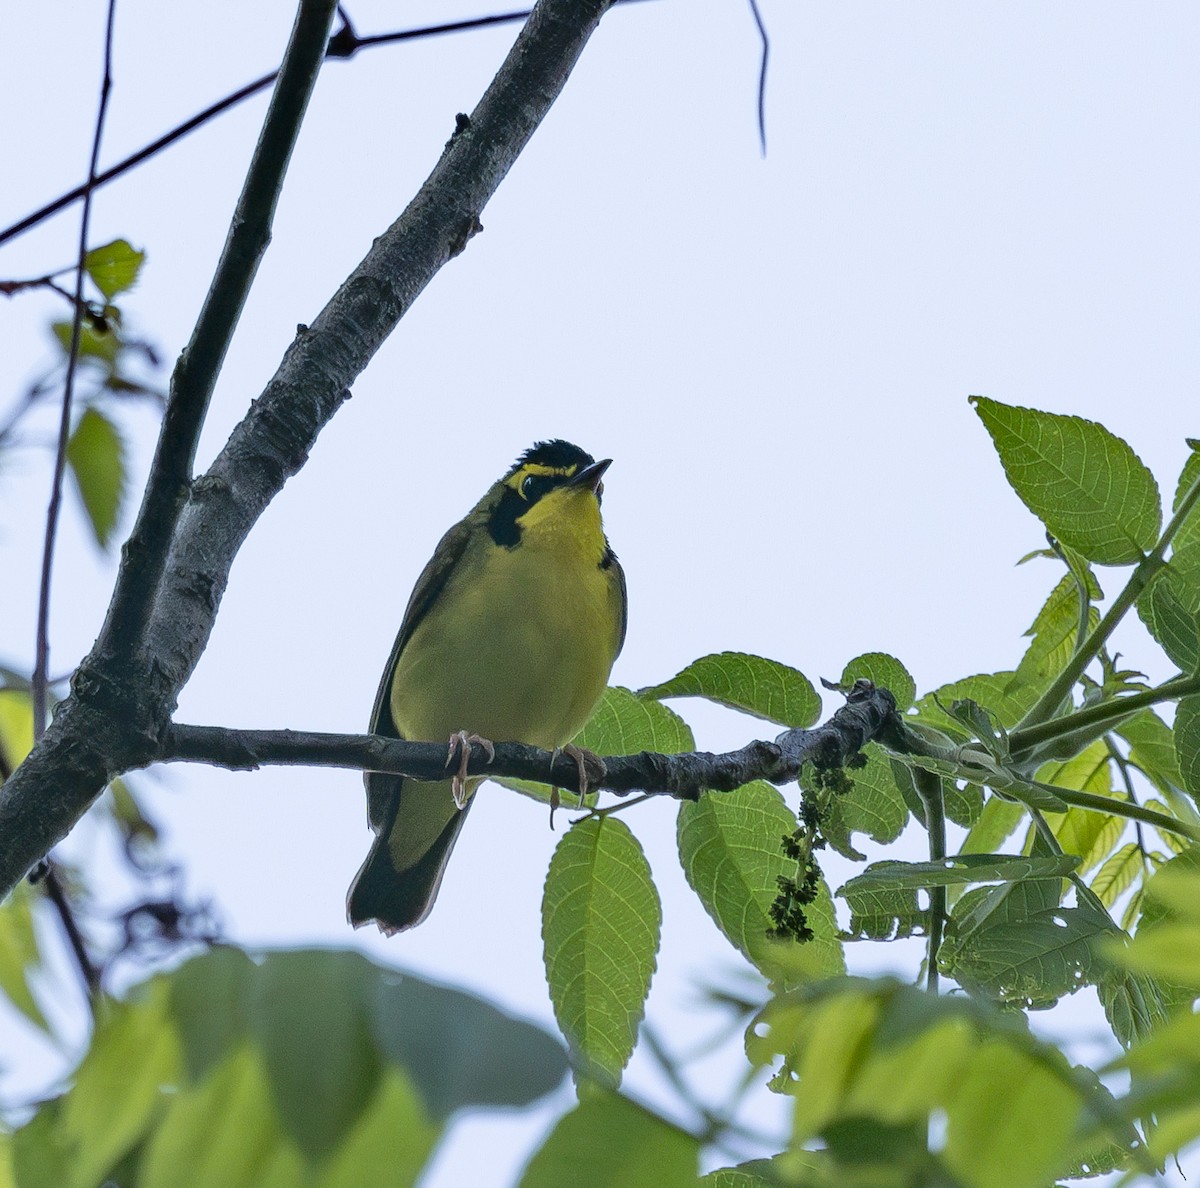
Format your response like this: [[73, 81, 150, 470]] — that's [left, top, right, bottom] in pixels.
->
[[548, 744, 604, 820], [446, 730, 495, 809]]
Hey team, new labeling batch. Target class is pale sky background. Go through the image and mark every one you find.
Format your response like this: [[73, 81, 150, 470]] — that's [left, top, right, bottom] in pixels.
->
[[2, 1, 1199, 1183]]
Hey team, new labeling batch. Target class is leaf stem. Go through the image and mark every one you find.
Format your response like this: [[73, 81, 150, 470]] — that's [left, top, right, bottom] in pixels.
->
[[913, 768, 946, 994], [1017, 466, 1200, 734], [1010, 673, 1200, 757], [1026, 780, 1200, 846]]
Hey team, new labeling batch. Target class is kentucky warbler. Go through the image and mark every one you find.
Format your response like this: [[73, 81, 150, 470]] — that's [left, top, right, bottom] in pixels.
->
[[347, 440, 626, 933]]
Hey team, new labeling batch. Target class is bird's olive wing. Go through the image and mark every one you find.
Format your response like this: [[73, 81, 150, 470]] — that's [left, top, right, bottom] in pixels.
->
[[368, 512, 478, 737]]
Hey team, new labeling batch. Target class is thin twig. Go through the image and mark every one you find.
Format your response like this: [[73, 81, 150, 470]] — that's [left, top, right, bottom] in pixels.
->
[[32, 0, 118, 739], [0, 2, 654, 250], [42, 865, 102, 1008], [745, 0, 769, 155], [1106, 734, 1149, 864]]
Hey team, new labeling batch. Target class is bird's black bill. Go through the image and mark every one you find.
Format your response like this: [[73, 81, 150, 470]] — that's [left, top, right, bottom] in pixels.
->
[[567, 458, 612, 493]]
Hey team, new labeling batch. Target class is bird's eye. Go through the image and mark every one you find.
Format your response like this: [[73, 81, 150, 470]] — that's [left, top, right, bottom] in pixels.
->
[[521, 474, 538, 499]]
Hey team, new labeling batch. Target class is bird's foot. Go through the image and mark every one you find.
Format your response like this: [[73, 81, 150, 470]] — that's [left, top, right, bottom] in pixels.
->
[[548, 744, 605, 815], [445, 730, 495, 809]]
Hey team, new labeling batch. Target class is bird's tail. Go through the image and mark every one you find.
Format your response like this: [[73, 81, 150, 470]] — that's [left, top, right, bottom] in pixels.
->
[[347, 781, 473, 934]]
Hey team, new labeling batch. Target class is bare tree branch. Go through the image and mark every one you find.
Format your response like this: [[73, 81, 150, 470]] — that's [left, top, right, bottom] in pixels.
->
[[0, 0, 619, 900], [159, 682, 900, 800]]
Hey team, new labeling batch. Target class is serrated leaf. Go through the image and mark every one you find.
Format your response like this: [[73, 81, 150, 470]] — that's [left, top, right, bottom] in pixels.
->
[[1097, 965, 1168, 1049], [1172, 444, 1200, 555], [518, 1092, 698, 1188], [0, 884, 49, 1031], [971, 396, 1161, 565], [542, 818, 660, 1087], [943, 779, 985, 828], [1175, 696, 1200, 797], [247, 952, 382, 1162], [821, 747, 910, 859], [1012, 575, 1101, 694], [841, 854, 1077, 898], [1118, 709, 1186, 798], [961, 794, 1025, 855], [1037, 741, 1120, 873], [1137, 543, 1200, 672], [914, 671, 1038, 738], [84, 238, 145, 299], [677, 782, 843, 985], [943, 894, 1112, 1009], [840, 653, 916, 712], [1090, 843, 1144, 909], [499, 687, 693, 805], [639, 652, 819, 727], [66, 406, 126, 549]]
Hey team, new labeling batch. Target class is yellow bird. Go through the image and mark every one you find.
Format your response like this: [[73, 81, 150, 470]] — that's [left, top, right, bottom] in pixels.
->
[[347, 440, 626, 933]]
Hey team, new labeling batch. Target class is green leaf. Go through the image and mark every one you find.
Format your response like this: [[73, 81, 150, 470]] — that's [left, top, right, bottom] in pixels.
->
[[961, 794, 1025, 855], [1137, 541, 1200, 672], [139, 1045, 306, 1188], [542, 817, 660, 1086], [247, 952, 382, 1163], [66, 406, 126, 549], [51, 316, 121, 364], [519, 1092, 699, 1188], [677, 781, 844, 985], [0, 687, 34, 771], [1037, 741, 1120, 873], [841, 854, 1077, 897], [11, 1103, 71, 1188], [821, 748, 910, 859], [1097, 965, 1169, 1049], [840, 653, 916, 712], [367, 969, 567, 1118], [170, 946, 254, 1080], [0, 883, 48, 1031], [971, 396, 1161, 565], [749, 977, 1112, 1187], [499, 687, 693, 804], [84, 238, 146, 299], [914, 671, 1037, 738], [942, 779, 985, 829], [1012, 575, 1100, 694], [1118, 709, 1186, 799], [639, 652, 820, 728], [1172, 442, 1200, 555], [316, 1069, 441, 1188], [942, 891, 1111, 1009], [1175, 696, 1200, 797], [60, 979, 181, 1188], [1090, 843, 1144, 909], [941, 1040, 1081, 1188]]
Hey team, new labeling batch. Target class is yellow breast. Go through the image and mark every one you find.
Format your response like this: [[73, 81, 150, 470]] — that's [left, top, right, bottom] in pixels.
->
[[389, 489, 623, 750]]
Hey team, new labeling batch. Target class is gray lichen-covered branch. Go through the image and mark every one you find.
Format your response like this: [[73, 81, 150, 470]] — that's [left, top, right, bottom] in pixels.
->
[[0, 0, 617, 901]]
